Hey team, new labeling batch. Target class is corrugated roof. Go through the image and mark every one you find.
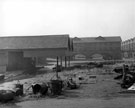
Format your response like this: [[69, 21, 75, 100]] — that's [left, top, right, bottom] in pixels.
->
[[73, 36, 122, 43], [0, 35, 69, 49]]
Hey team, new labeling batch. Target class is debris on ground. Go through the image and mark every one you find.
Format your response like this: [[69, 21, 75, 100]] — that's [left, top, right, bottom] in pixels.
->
[[127, 83, 135, 91], [66, 77, 79, 89], [87, 62, 103, 68], [88, 75, 97, 84], [113, 64, 135, 89], [0, 74, 5, 81], [0, 80, 24, 102], [0, 62, 132, 103], [0, 90, 15, 102]]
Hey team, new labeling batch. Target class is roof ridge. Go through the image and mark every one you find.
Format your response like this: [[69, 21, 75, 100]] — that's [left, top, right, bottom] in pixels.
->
[[79, 36, 121, 38], [0, 34, 69, 38]]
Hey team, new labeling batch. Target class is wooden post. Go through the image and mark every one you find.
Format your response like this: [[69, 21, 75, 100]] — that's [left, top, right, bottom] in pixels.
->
[[65, 56, 67, 68], [60, 56, 63, 70], [56, 56, 59, 78], [68, 56, 70, 67], [122, 64, 126, 83], [57, 56, 59, 67]]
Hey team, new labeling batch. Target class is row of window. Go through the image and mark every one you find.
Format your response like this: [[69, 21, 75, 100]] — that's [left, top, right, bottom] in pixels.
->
[[121, 37, 135, 51]]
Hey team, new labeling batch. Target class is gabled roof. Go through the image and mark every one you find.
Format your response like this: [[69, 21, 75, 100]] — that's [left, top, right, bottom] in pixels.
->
[[73, 36, 122, 43], [0, 34, 70, 50]]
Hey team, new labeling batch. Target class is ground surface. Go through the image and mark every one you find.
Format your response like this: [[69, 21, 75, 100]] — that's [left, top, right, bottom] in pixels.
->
[[1, 97, 135, 108], [0, 62, 135, 108]]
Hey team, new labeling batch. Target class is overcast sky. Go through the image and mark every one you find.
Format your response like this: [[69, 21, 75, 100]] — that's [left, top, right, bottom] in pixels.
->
[[0, 0, 134, 41]]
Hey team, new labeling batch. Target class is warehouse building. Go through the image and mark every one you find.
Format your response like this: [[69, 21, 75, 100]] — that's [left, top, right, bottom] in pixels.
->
[[73, 36, 122, 60], [0, 35, 73, 72]]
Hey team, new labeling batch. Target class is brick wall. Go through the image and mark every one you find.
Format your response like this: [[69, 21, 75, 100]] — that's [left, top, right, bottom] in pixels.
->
[[73, 42, 121, 60]]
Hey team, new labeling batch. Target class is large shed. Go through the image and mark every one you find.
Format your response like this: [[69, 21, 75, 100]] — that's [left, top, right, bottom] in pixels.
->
[[0, 34, 73, 72]]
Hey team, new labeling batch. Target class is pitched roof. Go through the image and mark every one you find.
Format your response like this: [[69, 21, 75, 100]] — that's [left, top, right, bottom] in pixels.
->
[[0, 34, 69, 50], [73, 36, 122, 43]]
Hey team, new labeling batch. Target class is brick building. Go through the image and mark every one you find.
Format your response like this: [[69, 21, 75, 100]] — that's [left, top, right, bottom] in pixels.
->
[[73, 36, 122, 60], [121, 37, 135, 59]]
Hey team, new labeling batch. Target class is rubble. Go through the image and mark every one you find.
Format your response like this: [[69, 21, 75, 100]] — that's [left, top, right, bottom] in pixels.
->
[[0, 90, 14, 102], [0, 62, 131, 103], [0, 74, 5, 81], [66, 77, 78, 89], [0, 80, 24, 102], [87, 62, 103, 68], [113, 64, 135, 89]]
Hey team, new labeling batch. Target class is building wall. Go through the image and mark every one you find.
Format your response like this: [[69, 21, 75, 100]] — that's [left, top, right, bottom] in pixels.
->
[[0, 51, 8, 73], [7, 52, 23, 70], [121, 37, 135, 59], [74, 42, 121, 60], [36, 57, 47, 66], [5, 48, 70, 71], [7, 51, 33, 71]]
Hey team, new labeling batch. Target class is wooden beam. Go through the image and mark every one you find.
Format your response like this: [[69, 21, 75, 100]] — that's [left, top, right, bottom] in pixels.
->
[[122, 64, 128, 82], [56, 56, 59, 78], [68, 56, 70, 67], [65, 56, 67, 68], [60, 56, 63, 70]]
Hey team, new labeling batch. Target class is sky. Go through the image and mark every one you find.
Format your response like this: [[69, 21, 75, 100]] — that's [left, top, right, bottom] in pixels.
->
[[0, 0, 134, 41]]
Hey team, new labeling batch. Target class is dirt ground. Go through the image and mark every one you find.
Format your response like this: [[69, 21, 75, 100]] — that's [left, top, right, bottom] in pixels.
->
[[0, 63, 135, 108]]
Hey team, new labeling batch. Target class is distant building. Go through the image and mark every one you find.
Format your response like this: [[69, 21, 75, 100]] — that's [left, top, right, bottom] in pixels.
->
[[0, 35, 73, 72], [121, 37, 135, 59], [73, 36, 122, 60]]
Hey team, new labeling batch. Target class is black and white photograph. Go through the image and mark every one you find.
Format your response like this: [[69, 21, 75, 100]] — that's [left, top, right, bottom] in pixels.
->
[[0, 0, 135, 108]]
